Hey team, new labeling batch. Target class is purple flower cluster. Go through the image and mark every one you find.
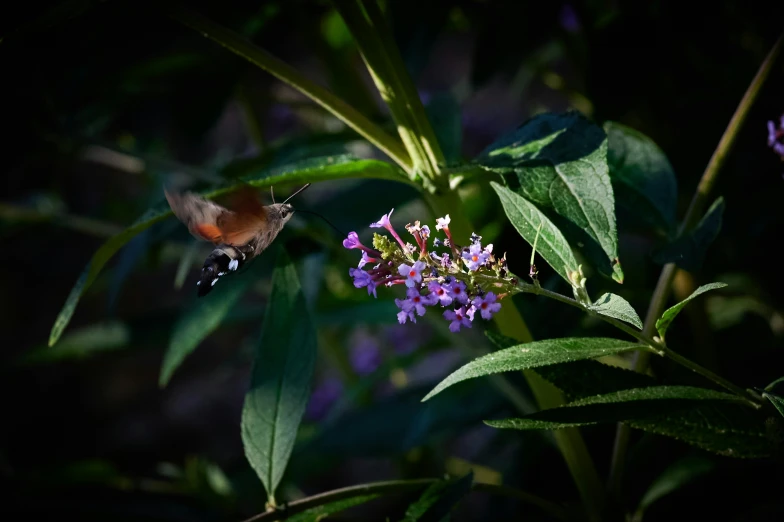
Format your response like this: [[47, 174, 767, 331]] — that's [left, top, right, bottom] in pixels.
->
[[343, 209, 511, 332], [768, 114, 784, 159]]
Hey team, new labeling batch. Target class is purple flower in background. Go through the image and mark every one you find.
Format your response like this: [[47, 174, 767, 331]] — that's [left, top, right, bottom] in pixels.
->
[[444, 306, 473, 332], [305, 377, 343, 421], [559, 4, 581, 33], [769, 115, 784, 160], [350, 331, 383, 375], [383, 325, 420, 355]]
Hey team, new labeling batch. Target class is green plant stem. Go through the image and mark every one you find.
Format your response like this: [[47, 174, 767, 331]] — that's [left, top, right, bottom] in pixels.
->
[[508, 281, 760, 406], [607, 30, 782, 499], [168, 5, 413, 175], [426, 190, 606, 522], [332, 0, 443, 183], [240, 478, 570, 522]]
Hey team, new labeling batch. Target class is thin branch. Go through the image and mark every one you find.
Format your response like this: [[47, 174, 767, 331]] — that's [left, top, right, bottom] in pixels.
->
[[608, 30, 783, 498], [239, 478, 570, 522]]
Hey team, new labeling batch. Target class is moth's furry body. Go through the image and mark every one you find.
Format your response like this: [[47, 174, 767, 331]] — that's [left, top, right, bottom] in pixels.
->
[[165, 187, 296, 296]]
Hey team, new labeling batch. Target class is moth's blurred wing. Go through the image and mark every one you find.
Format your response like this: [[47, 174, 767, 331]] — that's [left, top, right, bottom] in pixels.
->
[[165, 189, 230, 244], [216, 186, 269, 246]]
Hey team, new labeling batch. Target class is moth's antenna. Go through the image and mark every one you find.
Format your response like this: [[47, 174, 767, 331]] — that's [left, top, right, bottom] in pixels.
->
[[283, 183, 311, 204], [270, 186, 276, 204], [293, 208, 346, 237]]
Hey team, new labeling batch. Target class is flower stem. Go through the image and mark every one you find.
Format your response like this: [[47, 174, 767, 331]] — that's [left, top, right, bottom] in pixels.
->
[[167, 5, 413, 174], [608, 30, 782, 499], [240, 478, 570, 522]]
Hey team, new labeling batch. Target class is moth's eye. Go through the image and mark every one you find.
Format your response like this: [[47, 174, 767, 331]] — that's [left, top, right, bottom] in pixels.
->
[[281, 210, 288, 217]]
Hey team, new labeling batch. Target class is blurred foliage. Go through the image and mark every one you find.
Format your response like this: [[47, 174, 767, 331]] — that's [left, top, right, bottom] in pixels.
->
[[2, 1, 784, 521]]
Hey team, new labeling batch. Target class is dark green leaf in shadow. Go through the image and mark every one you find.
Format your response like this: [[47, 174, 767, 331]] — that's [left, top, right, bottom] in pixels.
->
[[604, 121, 677, 234], [491, 182, 579, 285], [423, 336, 645, 401], [589, 293, 643, 330], [486, 386, 743, 430], [49, 155, 408, 347], [487, 333, 771, 458], [653, 197, 724, 272], [762, 392, 784, 419], [159, 259, 267, 387], [477, 111, 623, 283], [655, 282, 728, 341], [242, 248, 317, 502], [634, 455, 715, 518], [401, 472, 473, 522], [19, 321, 129, 365]]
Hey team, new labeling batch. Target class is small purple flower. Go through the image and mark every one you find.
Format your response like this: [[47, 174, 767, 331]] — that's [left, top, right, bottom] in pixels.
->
[[448, 279, 469, 304], [350, 332, 383, 375], [396, 286, 438, 317], [420, 225, 431, 240], [769, 120, 778, 146], [358, 251, 376, 269], [427, 280, 453, 306], [398, 261, 426, 288], [370, 209, 394, 229], [433, 237, 442, 248], [435, 215, 451, 231], [397, 309, 416, 324], [349, 267, 377, 297], [444, 306, 473, 332], [305, 376, 343, 421], [471, 292, 502, 320], [462, 243, 492, 271], [343, 231, 362, 249], [440, 253, 452, 268]]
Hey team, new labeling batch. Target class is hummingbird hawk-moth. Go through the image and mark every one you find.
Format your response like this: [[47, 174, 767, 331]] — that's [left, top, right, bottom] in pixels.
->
[[165, 183, 310, 297]]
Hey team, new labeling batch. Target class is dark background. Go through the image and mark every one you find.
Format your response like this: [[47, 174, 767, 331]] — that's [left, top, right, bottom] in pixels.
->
[[2, 1, 784, 520]]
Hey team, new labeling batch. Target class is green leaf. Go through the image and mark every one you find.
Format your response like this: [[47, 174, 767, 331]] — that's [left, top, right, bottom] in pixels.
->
[[423, 337, 646, 401], [486, 386, 743, 429], [588, 293, 643, 330], [655, 282, 728, 340], [241, 248, 318, 501], [487, 334, 772, 458], [19, 321, 129, 364], [401, 472, 473, 522], [635, 456, 715, 517], [288, 495, 380, 522], [159, 260, 263, 387], [765, 376, 784, 392], [762, 392, 784, 419], [604, 121, 677, 233], [653, 197, 725, 272], [490, 182, 580, 285], [478, 112, 623, 283], [49, 155, 408, 347]]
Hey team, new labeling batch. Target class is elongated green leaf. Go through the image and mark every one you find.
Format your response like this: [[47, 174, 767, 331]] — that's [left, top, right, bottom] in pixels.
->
[[241, 249, 317, 501], [491, 182, 579, 285], [653, 197, 724, 272], [49, 155, 407, 347], [763, 392, 784, 419], [19, 321, 129, 365], [589, 293, 643, 330], [487, 386, 743, 430], [604, 121, 677, 233], [401, 472, 473, 522], [655, 282, 728, 340], [423, 337, 646, 401], [159, 260, 262, 387], [478, 112, 623, 282], [765, 376, 784, 392], [635, 456, 715, 517], [487, 333, 772, 458], [289, 495, 380, 522]]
